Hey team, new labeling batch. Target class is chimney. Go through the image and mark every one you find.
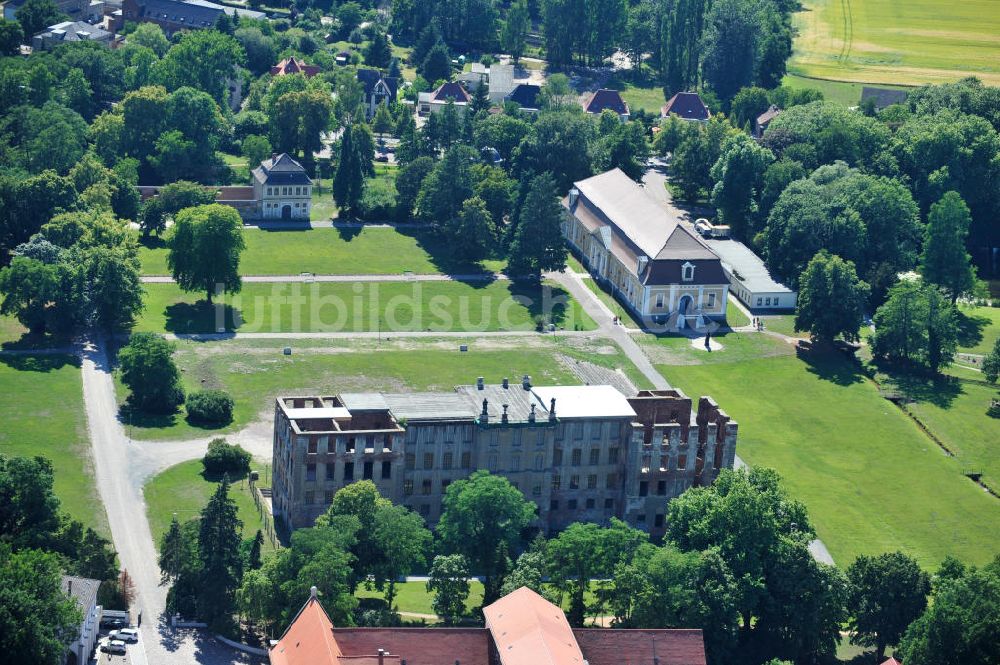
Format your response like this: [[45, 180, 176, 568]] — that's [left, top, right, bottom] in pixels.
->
[[68, 579, 72, 594], [378, 649, 385, 665], [522, 374, 531, 389], [502, 377, 509, 389], [568, 187, 579, 206], [481, 398, 489, 423], [528, 403, 536, 423], [477, 376, 484, 390], [271, 152, 278, 162], [310, 585, 318, 599], [549, 398, 557, 422], [501, 404, 509, 424]]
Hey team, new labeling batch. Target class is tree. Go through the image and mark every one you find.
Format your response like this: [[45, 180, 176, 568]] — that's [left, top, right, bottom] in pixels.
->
[[672, 115, 733, 201], [167, 204, 245, 303], [15, 0, 64, 37], [847, 551, 931, 660], [446, 196, 495, 263], [595, 121, 651, 181], [710, 133, 775, 239], [153, 30, 246, 106], [118, 332, 185, 413], [234, 27, 277, 76], [242, 134, 272, 170], [364, 31, 392, 69], [700, 0, 761, 102], [158, 514, 191, 583], [248, 530, 264, 571], [201, 438, 250, 476], [268, 89, 333, 165], [794, 251, 870, 345], [898, 557, 1000, 665], [500, 0, 529, 63], [471, 80, 491, 114], [0, 19, 23, 56], [0, 546, 82, 665], [76, 242, 145, 331], [871, 279, 959, 372], [0, 257, 61, 335], [372, 504, 432, 609], [501, 547, 551, 598], [420, 41, 451, 85], [197, 478, 243, 629], [920, 191, 977, 303], [319, 480, 389, 591], [333, 123, 368, 216], [337, 1, 363, 37], [395, 156, 435, 220], [507, 173, 567, 282], [623, 0, 658, 70], [426, 554, 471, 624], [513, 111, 594, 191], [0, 455, 61, 550], [140, 180, 216, 237], [730, 87, 771, 131], [436, 470, 536, 605], [129, 22, 170, 57], [415, 146, 475, 224], [982, 338, 1000, 384], [372, 104, 394, 136]]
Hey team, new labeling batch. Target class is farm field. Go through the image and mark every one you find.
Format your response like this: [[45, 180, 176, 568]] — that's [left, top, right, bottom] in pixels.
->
[[134, 280, 594, 334], [659, 347, 1000, 568], [0, 354, 106, 533], [119, 336, 646, 441], [144, 459, 273, 551], [139, 226, 505, 276], [789, 0, 1000, 86]]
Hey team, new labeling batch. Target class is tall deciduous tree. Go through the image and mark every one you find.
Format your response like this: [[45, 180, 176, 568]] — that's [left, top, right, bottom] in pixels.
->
[[436, 470, 535, 605], [373, 504, 432, 608], [153, 30, 246, 106], [118, 332, 185, 413], [920, 191, 977, 303], [699, 0, 761, 102], [500, 0, 529, 63], [0, 545, 82, 665], [507, 173, 568, 281], [167, 204, 245, 303], [794, 251, 869, 345], [871, 279, 959, 372], [318, 480, 390, 591], [710, 133, 774, 239], [426, 554, 471, 624], [847, 551, 931, 660], [982, 338, 1000, 384]]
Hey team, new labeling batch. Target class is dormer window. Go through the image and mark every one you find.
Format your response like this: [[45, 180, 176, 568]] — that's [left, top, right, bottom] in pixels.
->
[[682, 262, 695, 282]]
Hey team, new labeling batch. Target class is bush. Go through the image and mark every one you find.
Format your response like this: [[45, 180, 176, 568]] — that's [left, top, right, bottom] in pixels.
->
[[118, 332, 184, 414], [201, 438, 251, 477], [186, 389, 235, 425], [357, 177, 398, 220]]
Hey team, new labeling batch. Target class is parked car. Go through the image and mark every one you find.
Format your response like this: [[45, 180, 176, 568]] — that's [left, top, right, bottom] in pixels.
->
[[101, 640, 127, 655], [115, 628, 139, 643], [375, 153, 389, 162]]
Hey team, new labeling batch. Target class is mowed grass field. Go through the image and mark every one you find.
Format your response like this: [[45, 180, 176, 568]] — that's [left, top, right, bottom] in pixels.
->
[[144, 459, 273, 551], [658, 345, 999, 568], [0, 354, 106, 533], [120, 337, 644, 440], [139, 226, 505, 276], [790, 0, 1000, 86], [134, 280, 594, 334]]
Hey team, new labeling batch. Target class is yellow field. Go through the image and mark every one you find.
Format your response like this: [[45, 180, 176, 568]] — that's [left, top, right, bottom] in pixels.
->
[[790, 0, 1000, 86]]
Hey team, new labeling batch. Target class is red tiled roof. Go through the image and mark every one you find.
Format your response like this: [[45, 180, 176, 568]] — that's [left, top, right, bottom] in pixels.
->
[[269, 596, 342, 665], [573, 628, 707, 665], [584, 89, 629, 116], [432, 81, 471, 103], [880, 658, 902, 665], [483, 587, 586, 665], [271, 57, 321, 77], [662, 92, 711, 121], [334, 628, 489, 665]]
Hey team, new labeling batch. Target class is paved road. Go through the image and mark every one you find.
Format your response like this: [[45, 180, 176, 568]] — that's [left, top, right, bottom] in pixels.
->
[[81, 338, 261, 665]]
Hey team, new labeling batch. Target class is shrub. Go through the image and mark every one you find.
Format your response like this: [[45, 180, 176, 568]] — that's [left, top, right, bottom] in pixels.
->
[[201, 438, 251, 476], [186, 389, 234, 425], [118, 332, 184, 414], [357, 177, 398, 220]]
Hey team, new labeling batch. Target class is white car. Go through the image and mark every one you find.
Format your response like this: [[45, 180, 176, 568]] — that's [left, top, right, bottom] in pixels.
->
[[101, 640, 127, 655], [116, 628, 140, 643]]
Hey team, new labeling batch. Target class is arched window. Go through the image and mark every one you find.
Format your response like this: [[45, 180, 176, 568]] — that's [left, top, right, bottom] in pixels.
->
[[681, 262, 695, 282]]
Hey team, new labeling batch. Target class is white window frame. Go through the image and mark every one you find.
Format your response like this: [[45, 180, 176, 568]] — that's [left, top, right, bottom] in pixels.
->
[[681, 262, 695, 282]]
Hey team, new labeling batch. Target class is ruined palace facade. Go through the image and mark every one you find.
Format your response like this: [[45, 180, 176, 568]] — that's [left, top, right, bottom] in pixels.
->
[[270, 379, 738, 536]]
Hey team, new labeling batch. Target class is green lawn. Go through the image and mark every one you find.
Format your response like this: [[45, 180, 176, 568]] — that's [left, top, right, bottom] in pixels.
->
[[144, 459, 273, 551], [120, 337, 641, 440], [135, 280, 594, 334], [789, 0, 1000, 86], [956, 305, 1000, 355], [310, 180, 338, 222], [781, 74, 913, 107], [139, 227, 504, 276], [725, 299, 751, 328], [639, 328, 796, 366], [581, 277, 643, 329], [0, 354, 106, 533], [619, 84, 666, 114], [659, 348, 1000, 568], [357, 580, 485, 617], [759, 313, 809, 338]]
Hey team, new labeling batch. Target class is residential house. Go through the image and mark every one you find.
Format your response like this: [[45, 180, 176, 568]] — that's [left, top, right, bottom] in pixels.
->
[[32, 20, 115, 50], [270, 586, 709, 665], [117, 0, 263, 36], [62, 575, 102, 665], [504, 83, 541, 113], [417, 81, 471, 116], [583, 88, 629, 121], [702, 237, 796, 312], [754, 104, 781, 137], [457, 63, 514, 103], [271, 57, 320, 78], [563, 168, 730, 328], [662, 91, 711, 122], [860, 86, 908, 112], [357, 69, 397, 120], [251, 153, 313, 220]]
